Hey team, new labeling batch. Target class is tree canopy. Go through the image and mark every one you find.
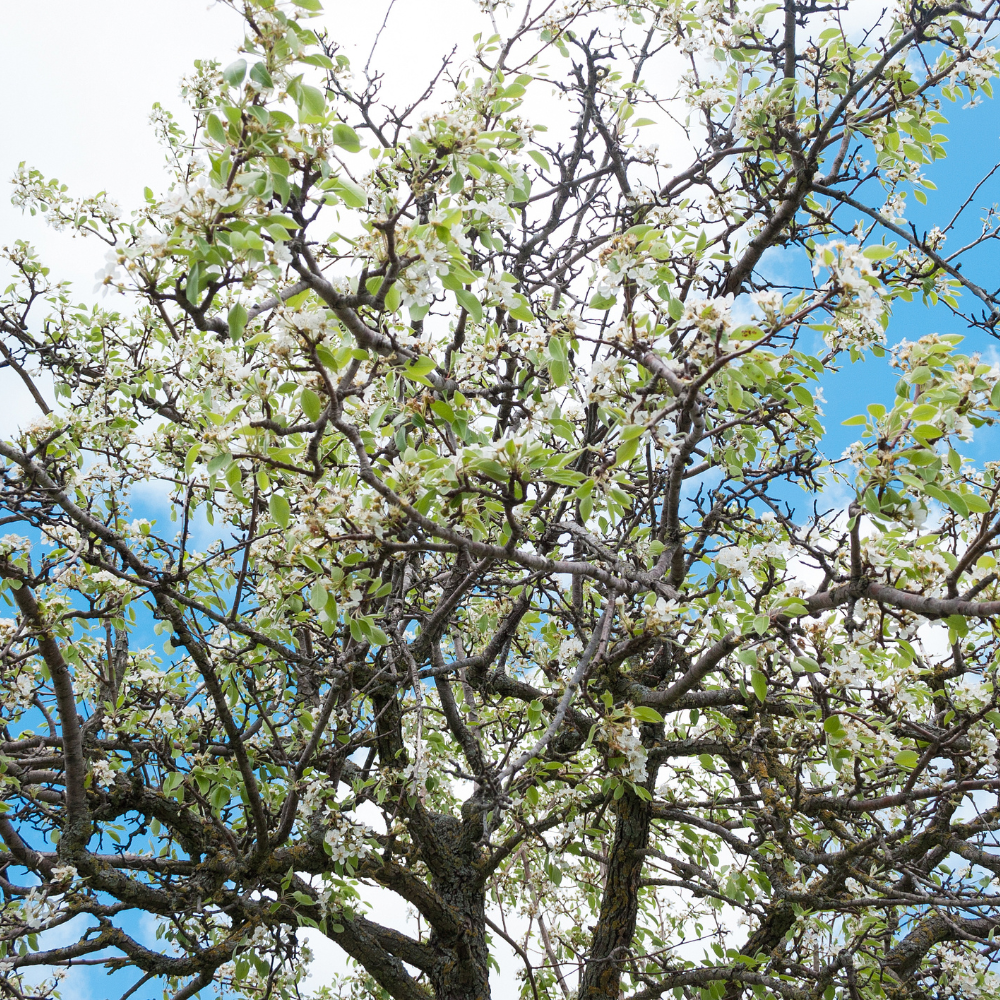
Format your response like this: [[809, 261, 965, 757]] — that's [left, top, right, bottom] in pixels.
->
[[3, 1, 1000, 998]]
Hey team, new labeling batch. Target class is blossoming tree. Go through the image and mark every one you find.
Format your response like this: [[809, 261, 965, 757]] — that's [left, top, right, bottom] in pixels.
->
[[3, 0, 1000, 997]]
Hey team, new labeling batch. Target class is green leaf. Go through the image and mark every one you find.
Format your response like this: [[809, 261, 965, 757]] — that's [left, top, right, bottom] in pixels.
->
[[299, 52, 336, 69], [264, 213, 300, 230], [162, 772, 184, 797], [402, 356, 436, 386], [944, 490, 970, 518], [615, 435, 641, 465], [331, 123, 361, 153], [184, 444, 202, 475], [727, 378, 744, 410], [527, 150, 550, 170], [454, 287, 483, 322], [964, 493, 991, 514], [632, 706, 664, 724], [508, 295, 535, 323], [331, 177, 367, 208], [750, 669, 767, 702], [823, 715, 844, 734], [298, 84, 326, 117], [205, 113, 228, 144], [777, 598, 809, 616], [920, 484, 948, 508], [250, 62, 274, 90], [269, 494, 291, 529], [301, 388, 322, 422], [823, 715, 844, 735], [186, 262, 202, 306], [222, 59, 247, 88], [589, 292, 617, 311], [228, 302, 248, 341], [791, 385, 814, 407], [912, 424, 942, 443], [548, 358, 569, 386], [430, 400, 456, 423], [894, 750, 920, 769], [863, 244, 895, 260], [842, 414, 866, 426], [207, 451, 232, 476], [309, 583, 328, 611], [368, 626, 390, 646]]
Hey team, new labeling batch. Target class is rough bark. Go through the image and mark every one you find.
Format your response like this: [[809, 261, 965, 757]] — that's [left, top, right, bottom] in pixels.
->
[[578, 780, 655, 999]]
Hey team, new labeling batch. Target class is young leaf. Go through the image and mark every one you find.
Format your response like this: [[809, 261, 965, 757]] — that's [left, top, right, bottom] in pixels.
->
[[301, 388, 322, 422], [228, 302, 248, 341], [269, 494, 291, 529], [222, 59, 247, 88], [298, 84, 326, 117], [632, 706, 664, 724], [331, 123, 361, 152]]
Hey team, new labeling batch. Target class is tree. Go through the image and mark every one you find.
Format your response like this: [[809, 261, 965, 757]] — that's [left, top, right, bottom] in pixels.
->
[[3, 0, 1000, 997]]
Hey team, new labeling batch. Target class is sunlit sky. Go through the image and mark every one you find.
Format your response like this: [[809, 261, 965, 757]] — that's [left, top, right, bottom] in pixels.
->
[[2, 1, 999, 997]]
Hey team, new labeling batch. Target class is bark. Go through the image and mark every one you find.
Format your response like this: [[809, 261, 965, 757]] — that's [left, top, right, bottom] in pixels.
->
[[722, 901, 797, 1000], [426, 875, 490, 1000], [329, 916, 433, 1000], [4, 574, 90, 851], [370, 664, 491, 999], [578, 782, 654, 999]]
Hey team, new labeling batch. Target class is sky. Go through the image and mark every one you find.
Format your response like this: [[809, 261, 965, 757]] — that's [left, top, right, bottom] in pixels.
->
[[2, 1, 999, 998]]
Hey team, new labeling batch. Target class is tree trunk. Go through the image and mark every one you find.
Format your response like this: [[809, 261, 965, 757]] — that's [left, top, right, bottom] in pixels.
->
[[428, 874, 490, 1000], [578, 784, 653, 1000]]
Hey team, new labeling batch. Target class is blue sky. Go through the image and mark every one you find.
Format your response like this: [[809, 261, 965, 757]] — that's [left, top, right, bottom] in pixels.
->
[[818, 93, 1000, 456]]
